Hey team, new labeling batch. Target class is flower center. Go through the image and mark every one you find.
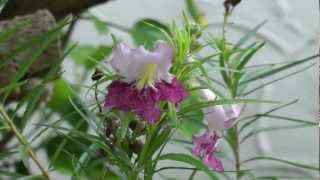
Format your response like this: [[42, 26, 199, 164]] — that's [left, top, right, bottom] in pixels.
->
[[136, 63, 157, 90]]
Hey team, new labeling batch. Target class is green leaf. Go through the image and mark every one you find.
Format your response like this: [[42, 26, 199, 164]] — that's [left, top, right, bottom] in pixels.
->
[[17, 175, 46, 180], [178, 99, 278, 115], [147, 128, 171, 160], [0, 170, 24, 178], [254, 114, 317, 125], [14, 45, 75, 130], [240, 54, 319, 85], [188, 169, 197, 180], [15, 161, 29, 175], [185, 0, 207, 27], [239, 100, 298, 133], [178, 92, 205, 138], [232, 42, 265, 96], [237, 42, 265, 70], [234, 20, 267, 49], [196, 77, 226, 98], [254, 176, 279, 180], [117, 112, 133, 140], [240, 124, 315, 143], [70, 45, 112, 69], [48, 79, 88, 131], [158, 153, 219, 180], [225, 127, 238, 159], [242, 156, 319, 171], [131, 19, 170, 49], [241, 63, 314, 96], [48, 80, 74, 114], [18, 145, 29, 171], [0, 80, 27, 94], [45, 135, 91, 174], [168, 103, 178, 127], [90, 14, 109, 34]]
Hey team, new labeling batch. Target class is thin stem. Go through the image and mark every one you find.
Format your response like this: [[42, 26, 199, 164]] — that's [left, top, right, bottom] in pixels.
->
[[222, 12, 229, 41], [0, 106, 51, 180], [222, 7, 242, 179], [234, 124, 241, 180]]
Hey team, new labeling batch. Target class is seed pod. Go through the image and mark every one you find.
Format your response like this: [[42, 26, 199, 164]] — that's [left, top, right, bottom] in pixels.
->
[[224, 0, 242, 13], [129, 120, 145, 134], [129, 140, 143, 155]]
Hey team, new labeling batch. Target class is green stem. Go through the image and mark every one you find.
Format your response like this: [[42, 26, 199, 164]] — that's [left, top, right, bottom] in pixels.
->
[[136, 125, 156, 179], [0, 106, 51, 180], [128, 170, 139, 180], [234, 124, 241, 180], [223, 7, 241, 180]]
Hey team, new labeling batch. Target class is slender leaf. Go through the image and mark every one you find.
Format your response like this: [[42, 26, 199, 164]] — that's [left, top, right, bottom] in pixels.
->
[[178, 99, 278, 115], [239, 99, 298, 133], [234, 20, 267, 49], [158, 153, 219, 179], [242, 156, 319, 171], [240, 54, 319, 85], [241, 124, 315, 143], [242, 63, 315, 96]]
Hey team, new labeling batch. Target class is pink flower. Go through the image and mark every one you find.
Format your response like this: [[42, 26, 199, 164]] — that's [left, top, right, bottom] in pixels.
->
[[200, 89, 242, 134], [192, 131, 223, 171], [191, 89, 242, 170], [104, 41, 188, 123]]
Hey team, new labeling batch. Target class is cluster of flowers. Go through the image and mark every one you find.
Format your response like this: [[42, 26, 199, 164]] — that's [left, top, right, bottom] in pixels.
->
[[104, 40, 241, 171]]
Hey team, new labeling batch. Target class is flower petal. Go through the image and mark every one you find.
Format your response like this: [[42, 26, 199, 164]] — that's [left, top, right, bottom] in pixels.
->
[[200, 89, 242, 132], [157, 78, 189, 103], [104, 78, 188, 123], [152, 41, 174, 83], [204, 154, 224, 171], [110, 40, 174, 84], [192, 131, 220, 157]]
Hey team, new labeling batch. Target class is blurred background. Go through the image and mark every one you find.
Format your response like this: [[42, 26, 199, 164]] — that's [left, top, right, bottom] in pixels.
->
[[0, 0, 318, 179], [63, 0, 318, 179]]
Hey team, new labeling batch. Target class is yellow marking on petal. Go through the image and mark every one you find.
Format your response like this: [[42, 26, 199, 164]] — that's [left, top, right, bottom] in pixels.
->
[[136, 63, 157, 90]]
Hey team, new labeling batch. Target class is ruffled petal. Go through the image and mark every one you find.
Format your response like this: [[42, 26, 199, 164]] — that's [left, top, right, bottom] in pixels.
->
[[192, 131, 220, 157], [200, 89, 242, 132], [192, 131, 223, 171], [136, 105, 161, 124], [204, 154, 224, 171], [157, 78, 189, 103], [222, 105, 242, 129], [104, 79, 188, 123], [152, 41, 174, 83], [110, 41, 174, 84]]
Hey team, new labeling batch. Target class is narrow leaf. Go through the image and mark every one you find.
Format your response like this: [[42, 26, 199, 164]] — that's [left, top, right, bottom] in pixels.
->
[[158, 153, 219, 179]]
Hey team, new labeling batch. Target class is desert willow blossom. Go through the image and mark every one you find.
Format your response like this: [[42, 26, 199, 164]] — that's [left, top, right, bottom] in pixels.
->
[[104, 40, 188, 123], [192, 89, 242, 171]]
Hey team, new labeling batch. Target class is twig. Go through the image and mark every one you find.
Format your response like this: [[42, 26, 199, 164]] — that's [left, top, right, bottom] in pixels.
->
[[0, 105, 51, 180]]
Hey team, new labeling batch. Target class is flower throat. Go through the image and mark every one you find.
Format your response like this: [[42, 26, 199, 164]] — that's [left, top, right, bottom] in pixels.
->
[[136, 63, 157, 90]]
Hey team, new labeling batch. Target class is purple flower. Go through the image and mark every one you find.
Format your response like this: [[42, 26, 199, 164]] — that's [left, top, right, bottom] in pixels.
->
[[192, 131, 223, 171], [200, 89, 242, 134], [104, 41, 188, 123]]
